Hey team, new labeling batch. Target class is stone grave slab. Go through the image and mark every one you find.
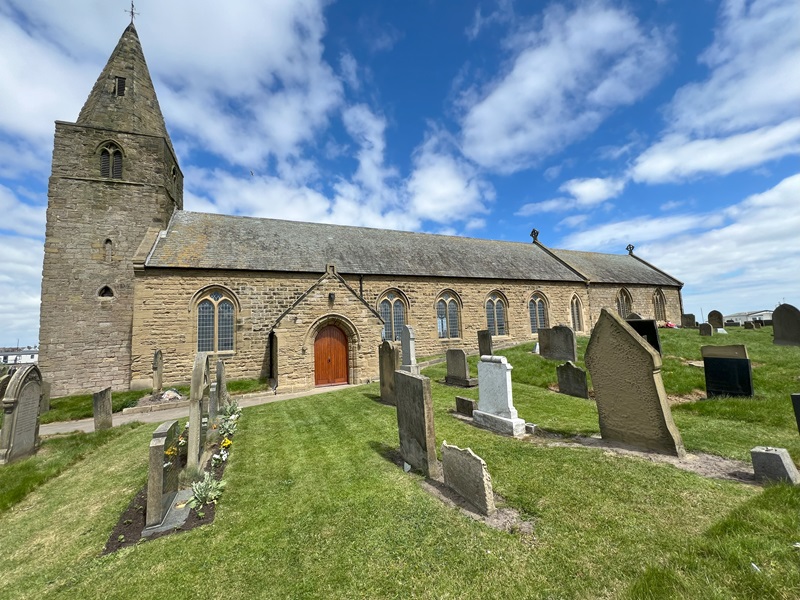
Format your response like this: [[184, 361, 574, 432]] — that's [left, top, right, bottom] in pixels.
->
[[626, 319, 662, 354], [441, 441, 495, 515], [444, 349, 478, 387], [40, 381, 51, 413], [699, 323, 713, 337], [379, 340, 402, 405], [556, 361, 589, 399], [585, 309, 685, 457], [152, 349, 163, 394], [400, 325, 420, 375], [474, 356, 525, 437], [0, 365, 42, 465], [0, 375, 11, 402], [708, 310, 724, 329], [773, 303, 800, 346], [701, 345, 753, 398], [538, 325, 577, 362], [188, 352, 211, 470], [681, 314, 696, 328], [395, 370, 441, 478], [145, 420, 181, 528], [751, 447, 800, 484], [208, 382, 219, 423], [216, 359, 230, 406], [477, 329, 493, 357], [92, 387, 112, 431], [455, 396, 476, 417]]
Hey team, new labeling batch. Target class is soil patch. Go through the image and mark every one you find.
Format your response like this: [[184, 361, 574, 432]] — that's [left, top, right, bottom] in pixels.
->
[[134, 389, 186, 409], [666, 388, 706, 406]]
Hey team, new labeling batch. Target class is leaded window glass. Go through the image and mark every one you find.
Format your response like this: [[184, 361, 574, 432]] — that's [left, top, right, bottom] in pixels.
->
[[218, 300, 234, 351], [437, 292, 461, 339], [570, 296, 583, 332], [448, 300, 459, 338], [653, 289, 666, 321], [378, 292, 407, 341], [393, 302, 405, 341], [496, 301, 506, 335], [529, 294, 548, 333], [196, 290, 236, 352], [380, 299, 392, 340], [485, 293, 507, 336], [616, 289, 632, 318], [197, 300, 214, 352], [437, 299, 448, 338]]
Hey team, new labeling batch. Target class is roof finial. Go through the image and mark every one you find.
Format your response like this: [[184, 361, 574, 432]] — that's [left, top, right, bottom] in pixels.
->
[[530, 228, 539, 243], [126, 1, 139, 24], [626, 244, 635, 255]]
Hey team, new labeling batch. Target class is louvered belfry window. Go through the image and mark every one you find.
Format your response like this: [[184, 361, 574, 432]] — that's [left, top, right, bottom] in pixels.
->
[[100, 143, 123, 179], [115, 76, 126, 96]]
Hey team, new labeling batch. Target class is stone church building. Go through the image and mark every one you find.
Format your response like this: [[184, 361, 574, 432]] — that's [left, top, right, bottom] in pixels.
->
[[39, 25, 684, 397]]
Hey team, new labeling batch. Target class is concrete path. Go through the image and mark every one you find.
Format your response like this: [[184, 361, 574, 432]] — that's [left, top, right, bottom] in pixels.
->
[[39, 384, 363, 436]]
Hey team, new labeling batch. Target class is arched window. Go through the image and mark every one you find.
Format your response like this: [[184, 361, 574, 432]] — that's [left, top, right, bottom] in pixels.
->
[[196, 289, 236, 352], [529, 293, 549, 333], [616, 288, 632, 317], [570, 295, 583, 332], [436, 291, 461, 339], [378, 290, 407, 341], [104, 239, 113, 263], [98, 285, 114, 298], [485, 292, 508, 336], [653, 288, 667, 321], [99, 142, 123, 179]]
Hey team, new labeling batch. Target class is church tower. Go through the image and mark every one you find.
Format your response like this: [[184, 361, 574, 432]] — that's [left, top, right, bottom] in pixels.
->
[[39, 23, 182, 396]]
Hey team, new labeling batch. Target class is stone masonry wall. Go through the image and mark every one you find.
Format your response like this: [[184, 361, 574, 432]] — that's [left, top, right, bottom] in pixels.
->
[[586, 284, 682, 328]]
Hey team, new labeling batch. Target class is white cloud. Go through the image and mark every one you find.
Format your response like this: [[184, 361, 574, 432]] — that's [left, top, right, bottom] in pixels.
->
[[515, 198, 572, 216], [559, 177, 626, 206], [339, 53, 360, 91], [460, 2, 672, 172], [0, 185, 46, 238], [0, 234, 44, 346]]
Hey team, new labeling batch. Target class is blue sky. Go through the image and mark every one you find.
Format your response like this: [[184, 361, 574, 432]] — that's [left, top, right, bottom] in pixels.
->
[[1, 0, 798, 347]]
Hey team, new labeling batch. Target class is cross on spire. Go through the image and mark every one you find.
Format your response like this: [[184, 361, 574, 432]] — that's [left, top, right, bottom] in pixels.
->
[[126, 1, 139, 24]]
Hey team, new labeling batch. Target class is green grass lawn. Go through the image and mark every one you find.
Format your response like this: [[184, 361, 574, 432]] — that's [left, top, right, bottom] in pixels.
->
[[1, 326, 799, 598]]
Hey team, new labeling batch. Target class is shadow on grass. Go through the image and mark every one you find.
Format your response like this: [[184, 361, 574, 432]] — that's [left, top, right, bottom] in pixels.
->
[[368, 440, 403, 467]]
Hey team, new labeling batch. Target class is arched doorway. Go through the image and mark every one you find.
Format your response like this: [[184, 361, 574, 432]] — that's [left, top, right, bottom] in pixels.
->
[[314, 324, 348, 386]]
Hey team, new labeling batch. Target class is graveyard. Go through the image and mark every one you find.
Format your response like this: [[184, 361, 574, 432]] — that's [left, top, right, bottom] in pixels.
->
[[1, 325, 800, 599]]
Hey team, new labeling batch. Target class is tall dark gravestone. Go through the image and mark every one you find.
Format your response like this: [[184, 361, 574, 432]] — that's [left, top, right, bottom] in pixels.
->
[[708, 310, 724, 329], [625, 319, 662, 355], [791, 393, 800, 436], [477, 330, 493, 357], [701, 345, 753, 398], [773, 303, 800, 347]]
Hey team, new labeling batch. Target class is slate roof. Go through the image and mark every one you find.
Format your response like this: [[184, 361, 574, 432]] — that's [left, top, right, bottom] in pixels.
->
[[550, 249, 682, 286], [146, 211, 680, 286]]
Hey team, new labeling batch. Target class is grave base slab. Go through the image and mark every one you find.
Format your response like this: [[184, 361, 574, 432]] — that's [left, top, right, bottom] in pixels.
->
[[473, 410, 525, 437]]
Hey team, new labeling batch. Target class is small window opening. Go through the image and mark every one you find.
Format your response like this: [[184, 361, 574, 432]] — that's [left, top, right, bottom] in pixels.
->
[[99, 143, 123, 179], [115, 77, 126, 96], [98, 286, 115, 298], [104, 239, 113, 263]]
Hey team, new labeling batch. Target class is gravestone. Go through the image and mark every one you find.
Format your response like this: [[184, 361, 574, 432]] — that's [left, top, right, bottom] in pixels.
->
[[773, 303, 800, 346], [585, 309, 685, 457], [538, 325, 577, 362], [556, 361, 589, 399], [743, 321, 754, 330], [188, 352, 211, 470], [208, 382, 219, 423], [0, 365, 42, 465], [681, 314, 696, 328], [400, 325, 420, 375], [455, 396, 476, 417], [40, 381, 51, 413], [699, 323, 713, 336], [379, 341, 402, 405], [92, 387, 112, 431], [708, 310, 724, 329], [791, 394, 800, 436], [750, 447, 800, 484], [216, 359, 230, 406], [145, 420, 180, 528], [477, 329, 493, 357], [753, 321, 762, 329], [626, 319, 662, 354], [0, 375, 11, 402], [395, 370, 441, 478], [626, 312, 643, 320], [473, 356, 525, 437], [441, 441, 496, 516], [445, 349, 478, 387], [152, 349, 163, 394], [701, 345, 753, 398]]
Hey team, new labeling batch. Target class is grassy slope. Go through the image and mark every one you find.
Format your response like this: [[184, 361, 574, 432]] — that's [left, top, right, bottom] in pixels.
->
[[1, 327, 799, 599]]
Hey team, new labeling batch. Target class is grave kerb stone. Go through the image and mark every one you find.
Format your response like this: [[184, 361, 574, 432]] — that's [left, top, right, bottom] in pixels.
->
[[441, 440, 496, 516], [0, 364, 42, 465], [92, 387, 113, 431], [146, 420, 180, 528], [750, 446, 800, 484], [395, 370, 441, 478], [445, 348, 478, 387], [474, 355, 525, 437]]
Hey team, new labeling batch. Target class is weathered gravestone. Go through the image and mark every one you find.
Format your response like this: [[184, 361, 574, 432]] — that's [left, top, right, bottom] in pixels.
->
[[753, 321, 762, 329], [750, 446, 800, 484], [395, 370, 441, 477], [152, 349, 164, 394], [773, 303, 800, 346], [379, 340, 402, 405], [681, 314, 697, 328], [92, 387, 112, 431], [445, 349, 478, 387], [556, 361, 589, 399], [0, 365, 42, 464], [708, 310, 724, 329], [477, 329, 493, 357], [188, 352, 211, 470], [744, 321, 755, 330], [538, 325, 577, 362], [585, 309, 685, 457], [626, 319, 662, 354], [455, 396, 476, 417], [699, 323, 714, 337], [400, 325, 420, 375], [40, 381, 51, 414], [441, 441, 496, 516], [216, 359, 230, 406], [701, 345, 753, 398], [0, 375, 11, 403], [474, 356, 526, 437], [626, 312, 643, 320], [145, 420, 180, 528], [208, 382, 219, 423], [791, 394, 800, 436]]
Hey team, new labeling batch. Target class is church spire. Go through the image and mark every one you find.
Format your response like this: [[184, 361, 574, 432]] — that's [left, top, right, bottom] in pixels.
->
[[77, 23, 173, 150]]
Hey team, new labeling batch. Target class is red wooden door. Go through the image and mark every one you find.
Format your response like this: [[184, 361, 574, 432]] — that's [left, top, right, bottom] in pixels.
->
[[314, 325, 348, 386]]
